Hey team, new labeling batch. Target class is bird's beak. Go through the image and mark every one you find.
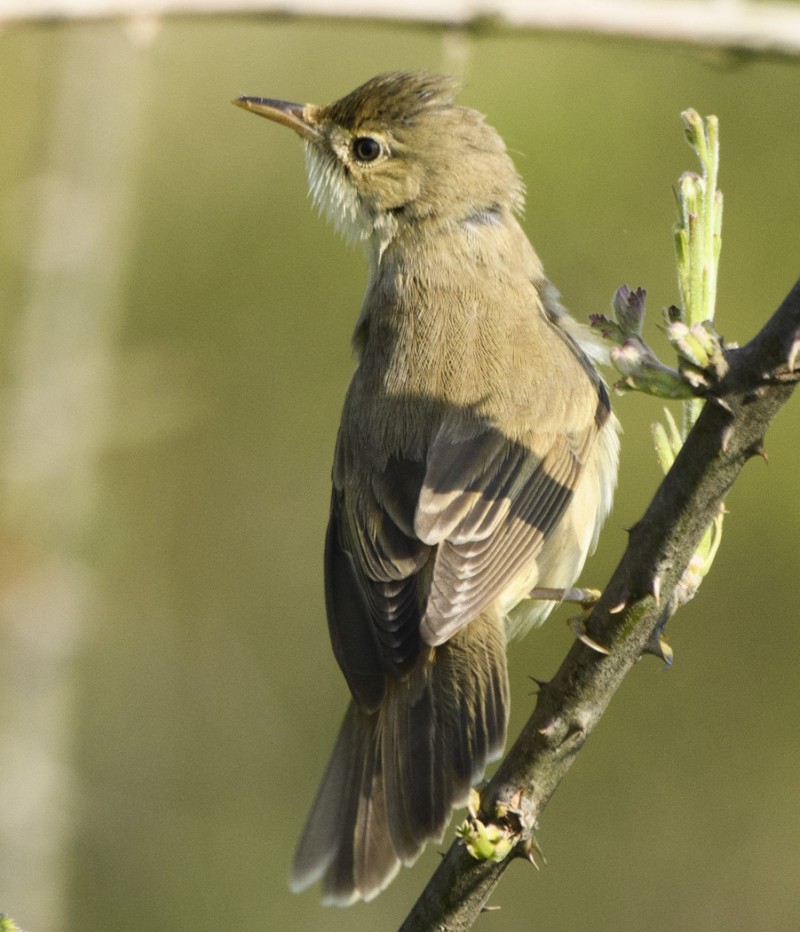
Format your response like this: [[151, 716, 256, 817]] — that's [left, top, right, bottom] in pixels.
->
[[232, 96, 321, 142]]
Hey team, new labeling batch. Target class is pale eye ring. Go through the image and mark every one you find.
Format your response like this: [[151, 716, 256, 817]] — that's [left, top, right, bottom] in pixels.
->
[[352, 136, 382, 163]]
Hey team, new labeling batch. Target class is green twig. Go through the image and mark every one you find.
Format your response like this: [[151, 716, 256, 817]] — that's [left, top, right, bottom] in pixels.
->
[[590, 109, 727, 620], [658, 109, 726, 600], [674, 109, 723, 432]]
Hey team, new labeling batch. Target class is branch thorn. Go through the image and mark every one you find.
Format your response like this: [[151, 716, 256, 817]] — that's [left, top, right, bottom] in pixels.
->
[[720, 424, 734, 453], [569, 616, 611, 654], [609, 593, 630, 614], [787, 329, 800, 372], [527, 674, 549, 692], [644, 629, 674, 667], [650, 574, 662, 607]]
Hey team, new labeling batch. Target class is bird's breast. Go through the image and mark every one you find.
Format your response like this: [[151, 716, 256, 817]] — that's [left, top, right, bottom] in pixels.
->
[[337, 220, 603, 477]]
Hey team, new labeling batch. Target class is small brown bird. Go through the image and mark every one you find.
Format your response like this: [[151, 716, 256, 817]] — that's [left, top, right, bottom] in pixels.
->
[[234, 72, 619, 905]]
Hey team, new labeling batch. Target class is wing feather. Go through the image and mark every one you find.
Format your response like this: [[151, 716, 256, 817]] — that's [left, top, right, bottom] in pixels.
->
[[325, 410, 601, 690], [419, 423, 593, 646]]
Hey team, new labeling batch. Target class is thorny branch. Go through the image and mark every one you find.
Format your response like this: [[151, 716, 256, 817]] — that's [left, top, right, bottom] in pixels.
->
[[400, 277, 800, 931]]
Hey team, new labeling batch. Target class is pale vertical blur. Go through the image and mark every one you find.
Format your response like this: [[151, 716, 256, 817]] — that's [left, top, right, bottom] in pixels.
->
[[0, 15, 799, 932], [0, 23, 156, 932]]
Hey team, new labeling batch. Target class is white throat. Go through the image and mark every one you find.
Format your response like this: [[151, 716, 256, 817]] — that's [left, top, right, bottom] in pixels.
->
[[304, 142, 397, 260]]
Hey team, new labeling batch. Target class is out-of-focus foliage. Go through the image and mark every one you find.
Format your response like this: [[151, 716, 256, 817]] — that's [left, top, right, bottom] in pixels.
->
[[1, 17, 799, 932]]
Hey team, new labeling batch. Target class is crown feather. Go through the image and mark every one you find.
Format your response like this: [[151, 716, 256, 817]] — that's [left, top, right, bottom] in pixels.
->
[[320, 71, 462, 130]]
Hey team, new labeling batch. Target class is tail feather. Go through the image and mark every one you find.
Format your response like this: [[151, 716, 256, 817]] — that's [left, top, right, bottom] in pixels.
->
[[289, 613, 509, 904]]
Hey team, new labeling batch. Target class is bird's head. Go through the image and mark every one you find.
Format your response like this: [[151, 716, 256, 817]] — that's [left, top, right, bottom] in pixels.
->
[[234, 71, 524, 251]]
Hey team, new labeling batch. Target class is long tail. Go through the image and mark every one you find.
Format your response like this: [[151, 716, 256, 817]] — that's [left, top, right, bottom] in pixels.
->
[[288, 613, 509, 905]]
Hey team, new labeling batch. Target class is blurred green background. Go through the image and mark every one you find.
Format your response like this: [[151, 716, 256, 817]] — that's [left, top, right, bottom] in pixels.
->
[[1, 14, 799, 932]]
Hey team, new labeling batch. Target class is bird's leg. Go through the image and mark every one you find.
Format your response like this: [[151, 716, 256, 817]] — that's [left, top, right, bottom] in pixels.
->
[[526, 586, 610, 654], [527, 586, 601, 609]]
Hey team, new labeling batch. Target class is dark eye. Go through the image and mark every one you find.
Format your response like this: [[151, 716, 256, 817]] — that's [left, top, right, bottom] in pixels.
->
[[352, 136, 382, 163]]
